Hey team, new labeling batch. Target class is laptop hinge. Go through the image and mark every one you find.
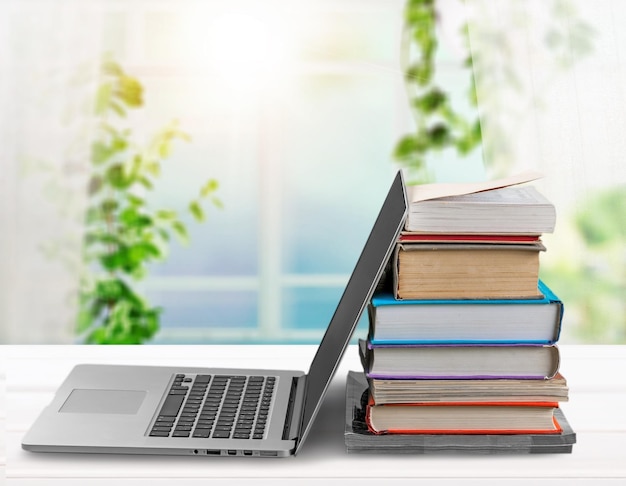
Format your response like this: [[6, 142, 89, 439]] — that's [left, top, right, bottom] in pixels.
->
[[282, 375, 307, 440]]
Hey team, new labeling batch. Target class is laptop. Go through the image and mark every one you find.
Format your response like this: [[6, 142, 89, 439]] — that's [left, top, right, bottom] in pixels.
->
[[22, 170, 408, 458]]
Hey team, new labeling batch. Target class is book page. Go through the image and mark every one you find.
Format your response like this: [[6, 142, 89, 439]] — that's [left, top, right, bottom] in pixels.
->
[[427, 186, 549, 205], [409, 171, 544, 203]]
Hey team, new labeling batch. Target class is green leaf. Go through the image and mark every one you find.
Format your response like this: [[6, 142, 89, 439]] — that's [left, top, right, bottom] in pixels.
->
[[109, 100, 127, 118], [138, 176, 153, 189], [102, 59, 124, 77], [85, 231, 121, 246], [88, 175, 104, 195], [87, 327, 108, 344], [472, 119, 482, 140], [94, 281, 120, 302], [119, 206, 152, 229], [85, 207, 102, 224], [145, 161, 161, 177], [101, 198, 119, 214], [157, 140, 171, 158], [76, 308, 95, 334], [126, 194, 145, 207], [211, 196, 224, 209], [427, 124, 451, 148], [157, 227, 171, 241], [189, 200, 205, 222], [133, 241, 162, 260], [144, 310, 159, 337], [98, 301, 134, 344], [200, 179, 219, 197], [171, 220, 189, 245], [177, 131, 192, 142], [106, 164, 131, 189], [116, 75, 144, 107], [413, 88, 447, 114], [94, 82, 112, 115], [111, 135, 128, 153], [91, 141, 111, 165], [100, 249, 127, 271], [394, 135, 419, 160], [156, 210, 177, 220]]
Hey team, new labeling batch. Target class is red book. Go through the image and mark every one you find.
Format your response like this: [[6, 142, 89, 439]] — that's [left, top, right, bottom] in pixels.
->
[[399, 234, 541, 244], [365, 395, 562, 435]]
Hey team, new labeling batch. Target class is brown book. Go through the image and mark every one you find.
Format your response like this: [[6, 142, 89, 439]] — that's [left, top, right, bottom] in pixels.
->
[[369, 372, 569, 405], [366, 398, 563, 435], [392, 242, 545, 300]]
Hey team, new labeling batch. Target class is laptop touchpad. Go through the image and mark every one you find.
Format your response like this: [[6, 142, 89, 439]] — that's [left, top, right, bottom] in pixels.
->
[[59, 389, 146, 414]]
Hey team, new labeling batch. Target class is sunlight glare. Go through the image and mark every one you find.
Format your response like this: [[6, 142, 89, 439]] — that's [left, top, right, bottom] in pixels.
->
[[207, 12, 288, 90]]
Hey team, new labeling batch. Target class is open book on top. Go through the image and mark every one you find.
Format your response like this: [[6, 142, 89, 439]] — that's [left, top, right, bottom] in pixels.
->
[[405, 171, 556, 235]]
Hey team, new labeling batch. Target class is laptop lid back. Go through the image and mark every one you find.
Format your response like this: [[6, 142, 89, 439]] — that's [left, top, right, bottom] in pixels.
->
[[295, 170, 407, 453]]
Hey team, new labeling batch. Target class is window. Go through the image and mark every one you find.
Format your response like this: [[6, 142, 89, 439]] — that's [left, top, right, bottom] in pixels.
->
[[98, 0, 412, 343]]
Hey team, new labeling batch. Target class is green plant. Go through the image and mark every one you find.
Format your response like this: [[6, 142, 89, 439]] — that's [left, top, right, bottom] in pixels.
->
[[394, 0, 481, 183], [77, 59, 221, 344], [394, 0, 594, 183], [540, 186, 626, 343]]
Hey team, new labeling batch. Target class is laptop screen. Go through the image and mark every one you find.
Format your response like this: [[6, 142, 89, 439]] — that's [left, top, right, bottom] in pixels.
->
[[296, 171, 407, 451]]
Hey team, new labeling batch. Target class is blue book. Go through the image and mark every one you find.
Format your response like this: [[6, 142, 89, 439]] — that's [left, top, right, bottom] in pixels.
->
[[368, 280, 563, 345]]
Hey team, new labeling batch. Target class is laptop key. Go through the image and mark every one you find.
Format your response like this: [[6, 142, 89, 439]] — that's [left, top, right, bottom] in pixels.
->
[[212, 430, 230, 438], [193, 430, 211, 438], [159, 394, 184, 416], [149, 430, 170, 437]]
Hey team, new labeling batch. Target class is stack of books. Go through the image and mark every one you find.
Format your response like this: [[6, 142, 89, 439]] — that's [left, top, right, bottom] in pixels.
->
[[349, 174, 575, 454]]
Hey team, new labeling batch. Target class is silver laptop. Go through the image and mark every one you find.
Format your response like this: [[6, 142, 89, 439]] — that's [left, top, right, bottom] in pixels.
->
[[22, 171, 408, 458]]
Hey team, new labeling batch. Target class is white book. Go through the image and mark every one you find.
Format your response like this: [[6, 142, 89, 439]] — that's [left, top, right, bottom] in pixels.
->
[[405, 172, 556, 234]]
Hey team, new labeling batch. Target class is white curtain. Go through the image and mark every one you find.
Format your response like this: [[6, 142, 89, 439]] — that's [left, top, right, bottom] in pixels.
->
[[465, 0, 626, 209], [0, 0, 104, 342], [463, 0, 625, 342]]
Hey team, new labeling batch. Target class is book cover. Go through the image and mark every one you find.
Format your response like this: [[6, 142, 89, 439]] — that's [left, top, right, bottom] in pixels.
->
[[408, 171, 544, 203], [369, 280, 564, 345], [344, 371, 576, 454]]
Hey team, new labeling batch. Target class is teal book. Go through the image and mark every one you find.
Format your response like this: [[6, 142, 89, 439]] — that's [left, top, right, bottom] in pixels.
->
[[368, 280, 563, 345]]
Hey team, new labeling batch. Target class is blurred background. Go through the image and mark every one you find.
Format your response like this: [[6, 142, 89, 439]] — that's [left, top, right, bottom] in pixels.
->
[[0, 0, 623, 344]]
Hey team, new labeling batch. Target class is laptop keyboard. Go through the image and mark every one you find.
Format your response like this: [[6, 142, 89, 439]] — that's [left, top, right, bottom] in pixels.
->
[[149, 374, 276, 440]]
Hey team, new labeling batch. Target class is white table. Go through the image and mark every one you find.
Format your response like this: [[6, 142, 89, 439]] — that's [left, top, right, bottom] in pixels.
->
[[1, 345, 625, 485]]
